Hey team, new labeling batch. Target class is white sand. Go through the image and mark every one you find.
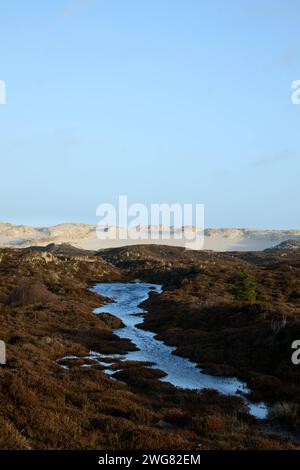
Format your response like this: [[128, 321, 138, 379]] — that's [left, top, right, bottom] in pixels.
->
[[0, 222, 299, 251]]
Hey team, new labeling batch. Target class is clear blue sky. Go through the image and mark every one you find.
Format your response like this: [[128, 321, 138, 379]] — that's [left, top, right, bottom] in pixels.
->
[[0, 0, 299, 228]]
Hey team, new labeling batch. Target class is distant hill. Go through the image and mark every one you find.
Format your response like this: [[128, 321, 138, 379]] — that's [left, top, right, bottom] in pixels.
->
[[26, 243, 97, 257], [265, 239, 300, 252], [1, 222, 300, 252]]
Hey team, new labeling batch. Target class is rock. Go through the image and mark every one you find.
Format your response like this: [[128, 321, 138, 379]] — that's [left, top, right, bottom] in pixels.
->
[[41, 336, 52, 345], [99, 313, 125, 329], [156, 420, 174, 430]]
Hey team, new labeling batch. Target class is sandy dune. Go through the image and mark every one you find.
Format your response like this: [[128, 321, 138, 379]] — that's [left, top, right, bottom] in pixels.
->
[[0, 222, 300, 251]]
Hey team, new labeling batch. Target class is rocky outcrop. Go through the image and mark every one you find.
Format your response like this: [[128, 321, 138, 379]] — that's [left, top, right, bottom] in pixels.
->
[[267, 239, 300, 251]]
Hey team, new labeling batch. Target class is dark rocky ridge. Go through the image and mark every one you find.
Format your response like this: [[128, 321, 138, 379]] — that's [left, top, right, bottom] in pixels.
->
[[266, 239, 300, 252], [26, 242, 97, 257]]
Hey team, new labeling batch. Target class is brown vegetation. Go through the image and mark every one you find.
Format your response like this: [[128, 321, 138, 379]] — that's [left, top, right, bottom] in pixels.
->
[[101, 244, 300, 436], [0, 245, 299, 449], [6, 280, 57, 307]]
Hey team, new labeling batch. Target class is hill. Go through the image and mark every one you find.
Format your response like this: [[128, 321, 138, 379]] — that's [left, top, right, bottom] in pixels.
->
[[1, 222, 300, 251]]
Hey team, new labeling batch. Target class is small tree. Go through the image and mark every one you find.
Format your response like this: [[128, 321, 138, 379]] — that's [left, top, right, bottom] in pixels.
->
[[234, 269, 257, 304]]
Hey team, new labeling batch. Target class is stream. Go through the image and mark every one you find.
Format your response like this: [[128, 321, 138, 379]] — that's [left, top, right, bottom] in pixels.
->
[[91, 281, 268, 419]]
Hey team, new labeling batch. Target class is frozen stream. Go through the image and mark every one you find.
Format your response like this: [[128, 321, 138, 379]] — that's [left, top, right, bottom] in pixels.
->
[[91, 282, 268, 419]]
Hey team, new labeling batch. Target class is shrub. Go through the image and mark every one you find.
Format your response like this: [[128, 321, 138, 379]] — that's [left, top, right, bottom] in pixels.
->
[[233, 269, 257, 304], [268, 401, 298, 423], [7, 280, 57, 307]]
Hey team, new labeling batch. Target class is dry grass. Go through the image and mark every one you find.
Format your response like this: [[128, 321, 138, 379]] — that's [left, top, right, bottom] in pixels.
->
[[0, 247, 299, 449], [268, 402, 299, 426]]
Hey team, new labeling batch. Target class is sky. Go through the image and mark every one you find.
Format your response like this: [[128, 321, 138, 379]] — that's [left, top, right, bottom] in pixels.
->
[[0, 0, 299, 229]]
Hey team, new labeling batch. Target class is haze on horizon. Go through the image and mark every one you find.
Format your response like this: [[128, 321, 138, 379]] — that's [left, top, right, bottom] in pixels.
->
[[0, 0, 299, 230]]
